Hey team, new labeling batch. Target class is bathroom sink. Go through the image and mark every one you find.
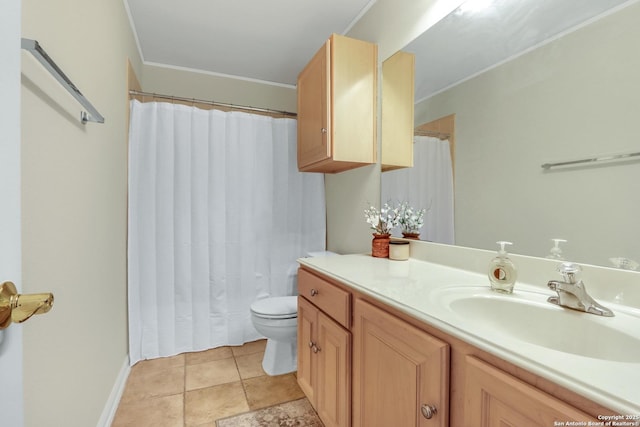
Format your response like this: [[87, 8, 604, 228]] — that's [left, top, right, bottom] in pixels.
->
[[430, 286, 640, 363]]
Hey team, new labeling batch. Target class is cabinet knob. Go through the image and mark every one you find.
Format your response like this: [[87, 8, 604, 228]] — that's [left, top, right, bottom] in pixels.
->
[[321, 128, 327, 134], [309, 341, 314, 348], [310, 289, 318, 297], [312, 344, 321, 353], [420, 404, 437, 419]]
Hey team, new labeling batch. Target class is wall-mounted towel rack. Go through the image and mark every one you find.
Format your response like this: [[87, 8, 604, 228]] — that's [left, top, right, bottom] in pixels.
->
[[541, 151, 640, 170], [21, 38, 104, 124]]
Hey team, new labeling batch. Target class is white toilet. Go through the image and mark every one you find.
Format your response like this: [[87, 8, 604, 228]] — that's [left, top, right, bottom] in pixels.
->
[[250, 296, 299, 375], [250, 251, 335, 376]]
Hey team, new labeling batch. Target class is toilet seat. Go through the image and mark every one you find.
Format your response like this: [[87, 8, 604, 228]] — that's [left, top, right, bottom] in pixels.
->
[[250, 296, 298, 319]]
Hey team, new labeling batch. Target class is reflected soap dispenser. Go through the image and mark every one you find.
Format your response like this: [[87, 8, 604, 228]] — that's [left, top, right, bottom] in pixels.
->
[[488, 241, 517, 294], [546, 238, 567, 260]]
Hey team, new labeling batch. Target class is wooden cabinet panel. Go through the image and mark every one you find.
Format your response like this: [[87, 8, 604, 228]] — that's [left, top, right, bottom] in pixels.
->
[[298, 268, 351, 328], [317, 311, 351, 427], [297, 41, 330, 168], [297, 34, 377, 173], [463, 356, 597, 426], [297, 296, 317, 406], [353, 299, 449, 427], [381, 50, 415, 171]]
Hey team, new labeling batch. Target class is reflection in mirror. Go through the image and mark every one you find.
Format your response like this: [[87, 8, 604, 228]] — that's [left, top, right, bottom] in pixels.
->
[[382, 115, 455, 244], [381, 133, 455, 243], [385, 0, 640, 268]]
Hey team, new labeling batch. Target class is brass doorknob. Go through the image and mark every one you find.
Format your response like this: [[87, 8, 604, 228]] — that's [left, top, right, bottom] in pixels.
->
[[0, 281, 54, 329]]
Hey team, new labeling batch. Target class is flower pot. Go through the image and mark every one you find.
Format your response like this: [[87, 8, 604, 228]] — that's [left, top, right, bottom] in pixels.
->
[[402, 232, 420, 240], [371, 233, 391, 258]]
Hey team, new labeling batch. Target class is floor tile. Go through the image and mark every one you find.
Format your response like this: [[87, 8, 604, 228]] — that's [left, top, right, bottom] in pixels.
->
[[186, 357, 240, 391], [230, 339, 266, 357], [186, 346, 233, 365], [112, 393, 183, 427], [235, 351, 266, 379], [114, 341, 306, 425], [120, 365, 185, 403], [185, 381, 249, 426], [131, 354, 185, 375], [242, 373, 305, 411]]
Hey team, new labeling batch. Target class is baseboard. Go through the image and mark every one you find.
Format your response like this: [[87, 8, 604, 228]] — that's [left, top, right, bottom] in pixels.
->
[[96, 355, 130, 427]]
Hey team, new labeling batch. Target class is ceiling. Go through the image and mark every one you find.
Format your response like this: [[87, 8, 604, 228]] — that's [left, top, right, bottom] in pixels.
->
[[125, 0, 634, 95], [124, 0, 376, 87], [405, 0, 634, 101]]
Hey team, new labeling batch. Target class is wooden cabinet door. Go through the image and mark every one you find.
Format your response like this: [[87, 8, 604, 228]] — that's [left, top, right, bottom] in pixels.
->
[[317, 311, 351, 427], [297, 296, 318, 407], [298, 296, 351, 427], [464, 356, 597, 426], [297, 39, 330, 170], [353, 299, 449, 427], [381, 50, 415, 171], [330, 34, 377, 165]]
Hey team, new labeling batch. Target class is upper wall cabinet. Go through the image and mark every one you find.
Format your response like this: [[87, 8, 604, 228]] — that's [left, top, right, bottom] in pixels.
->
[[297, 34, 378, 173], [381, 51, 415, 171]]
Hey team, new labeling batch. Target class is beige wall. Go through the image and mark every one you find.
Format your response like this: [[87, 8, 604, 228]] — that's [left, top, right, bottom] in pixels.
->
[[21, 0, 141, 425], [415, 3, 640, 266], [141, 64, 297, 113]]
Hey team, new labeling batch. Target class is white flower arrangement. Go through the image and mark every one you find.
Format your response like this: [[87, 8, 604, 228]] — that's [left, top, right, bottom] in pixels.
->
[[398, 201, 427, 234], [364, 202, 399, 235]]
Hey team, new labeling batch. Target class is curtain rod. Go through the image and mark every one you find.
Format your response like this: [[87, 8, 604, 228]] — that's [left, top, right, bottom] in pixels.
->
[[22, 38, 104, 124], [129, 90, 297, 118], [414, 129, 450, 140]]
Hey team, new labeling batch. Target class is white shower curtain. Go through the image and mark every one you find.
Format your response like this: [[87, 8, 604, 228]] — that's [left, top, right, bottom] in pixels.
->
[[127, 100, 326, 364], [381, 135, 454, 244]]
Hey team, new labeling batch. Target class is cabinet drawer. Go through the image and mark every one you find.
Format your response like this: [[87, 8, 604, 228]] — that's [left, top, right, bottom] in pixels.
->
[[298, 268, 351, 329]]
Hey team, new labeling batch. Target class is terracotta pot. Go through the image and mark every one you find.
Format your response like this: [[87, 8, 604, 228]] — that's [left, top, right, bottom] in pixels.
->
[[402, 232, 420, 240], [371, 233, 391, 258]]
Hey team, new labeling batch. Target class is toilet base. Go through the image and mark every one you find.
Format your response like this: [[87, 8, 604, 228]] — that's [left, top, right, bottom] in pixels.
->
[[262, 338, 297, 376]]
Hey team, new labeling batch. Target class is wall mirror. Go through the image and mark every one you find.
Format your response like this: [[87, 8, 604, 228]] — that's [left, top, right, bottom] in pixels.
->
[[382, 0, 640, 269]]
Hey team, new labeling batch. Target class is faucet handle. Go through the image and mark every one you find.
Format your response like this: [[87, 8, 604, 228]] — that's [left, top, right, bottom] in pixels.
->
[[557, 262, 582, 284]]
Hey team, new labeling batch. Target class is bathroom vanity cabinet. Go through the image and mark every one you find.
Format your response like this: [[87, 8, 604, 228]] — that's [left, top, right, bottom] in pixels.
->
[[297, 265, 614, 427], [463, 356, 596, 425], [353, 299, 449, 427], [297, 34, 377, 173], [381, 50, 415, 171], [297, 268, 352, 427]]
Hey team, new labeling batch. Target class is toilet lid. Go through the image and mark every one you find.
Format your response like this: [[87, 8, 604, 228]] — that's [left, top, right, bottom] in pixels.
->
[[250, 296, 297, 318]]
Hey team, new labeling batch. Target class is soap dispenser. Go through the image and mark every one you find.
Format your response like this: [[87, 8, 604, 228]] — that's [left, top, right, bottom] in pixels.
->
[[488, 241, 517, 294], [546, 238, 567, 260]]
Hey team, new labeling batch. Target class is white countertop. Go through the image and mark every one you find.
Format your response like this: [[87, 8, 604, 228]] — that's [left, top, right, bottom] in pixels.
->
[[298, 253, 640, 416]]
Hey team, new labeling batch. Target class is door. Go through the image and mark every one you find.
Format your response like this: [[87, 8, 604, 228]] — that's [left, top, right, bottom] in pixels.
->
[[0, 0, 24, 426], [353, 299, 449, 427], [297, 39, 330, 170]]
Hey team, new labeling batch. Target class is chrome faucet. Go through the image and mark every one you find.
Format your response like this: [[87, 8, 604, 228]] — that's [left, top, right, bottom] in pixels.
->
[[547, 262, 614, 317]]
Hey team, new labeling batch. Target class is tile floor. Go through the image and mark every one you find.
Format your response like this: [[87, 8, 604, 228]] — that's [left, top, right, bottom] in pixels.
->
[[112, 339, 306, 427]]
